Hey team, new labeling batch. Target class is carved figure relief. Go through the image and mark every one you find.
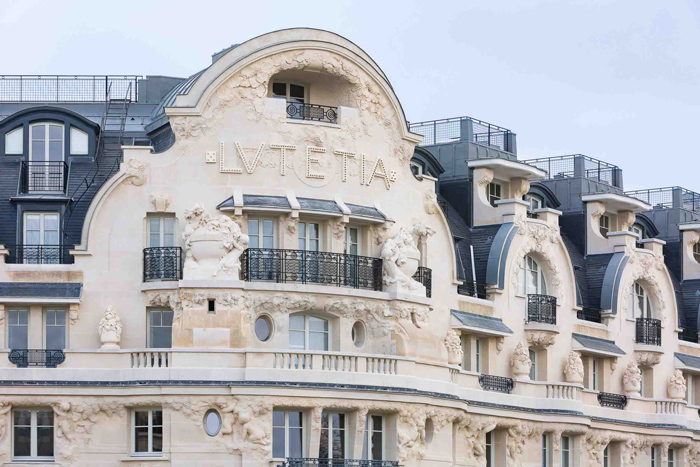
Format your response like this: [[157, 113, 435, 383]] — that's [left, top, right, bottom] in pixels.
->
[[423, 189, 440, 215], [98, 306, 122, 349], [381, 228, 423, 294], [149, 193, 171, 212]]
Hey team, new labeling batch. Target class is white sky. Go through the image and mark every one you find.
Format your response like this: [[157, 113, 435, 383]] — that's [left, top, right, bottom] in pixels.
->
[[1, 0, 698, 191]]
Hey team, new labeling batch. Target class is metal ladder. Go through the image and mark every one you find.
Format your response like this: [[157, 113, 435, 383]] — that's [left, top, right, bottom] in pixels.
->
[[62, 82, 132, 244]]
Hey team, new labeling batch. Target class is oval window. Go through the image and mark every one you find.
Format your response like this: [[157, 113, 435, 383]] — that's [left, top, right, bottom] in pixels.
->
[[204, 410, 222, 436], [352, 321, 366, 348], [255, 316, 272, 342]]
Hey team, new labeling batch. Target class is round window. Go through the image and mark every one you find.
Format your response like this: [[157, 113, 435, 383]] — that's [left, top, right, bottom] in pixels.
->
[[255, 316, 272, 342], [204, 410, 222, 436], [352, 321, 366, 348]]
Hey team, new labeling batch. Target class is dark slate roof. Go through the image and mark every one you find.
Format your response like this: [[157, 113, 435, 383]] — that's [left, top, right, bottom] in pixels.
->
[[561, 232, 587, 307], [345, 203, 385, 220], [216, 195, 291, 210], [439, 195, 471, 281], [0, 160, 21, 244], [681, 279, 700, 330], [0, 282, 83, 299], [451, 310, 513, 334], [668, 269, 685, 328], [298, 197, 341, 214], [675, 352, 700, 370], [572, 333, 626, 355], [584, 254, 615, 310], [470, 225, 502, 286]]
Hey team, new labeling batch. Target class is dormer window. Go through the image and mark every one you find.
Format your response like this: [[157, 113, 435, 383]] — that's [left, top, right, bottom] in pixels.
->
[[410, 161, 424, 178], [599, 215, 610, 238], [487, 183, 502, 207], [527, 195, 543, 212], [630, 224, 643, 239], [272, 82, 306, 103], [5, 126, 23, 154]]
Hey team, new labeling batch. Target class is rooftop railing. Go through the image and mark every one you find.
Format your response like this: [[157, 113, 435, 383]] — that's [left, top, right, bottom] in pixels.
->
[[278, 459, 399, 467], [522, 154, 621, 187], [0, 75, 138, 102], [625, 187, 700, 214], [409, 116, 514, 152]]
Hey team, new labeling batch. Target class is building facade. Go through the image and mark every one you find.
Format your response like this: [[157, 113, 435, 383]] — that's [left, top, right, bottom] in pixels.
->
[[0, 28, 700, 467]]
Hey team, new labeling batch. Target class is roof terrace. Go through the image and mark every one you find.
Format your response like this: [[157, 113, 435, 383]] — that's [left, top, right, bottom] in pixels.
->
[[0, 75, 139, 102], [626, 187, 700, 214], [522, 154, 622, 188], [409, 116, 515, 153]]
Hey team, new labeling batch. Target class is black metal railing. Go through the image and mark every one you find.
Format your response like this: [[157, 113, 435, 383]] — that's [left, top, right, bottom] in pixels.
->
[[5, 245, 73, 264], [0, 75, 138, 102], [412, 266, 432, 298], [143, 247, 182, 281], [457, 281, 488, 299], [522, 154, 620, 186], [679, 327, 699, 344], [408, 116, 513, 152], [19, 161, 69, 193], [526, 210, 538, 219], [527, 294, 557, 324], [626, 187, 700, 214], [286, 101, 338, 124], [597, 392, 628, 409], [577, 307, 602, 324], [240, 248, 382, 291], [278, 459, 399, 467], [635, 317, 662, 346], [478, 374, 514, 394], [8, 349, 65, 368]]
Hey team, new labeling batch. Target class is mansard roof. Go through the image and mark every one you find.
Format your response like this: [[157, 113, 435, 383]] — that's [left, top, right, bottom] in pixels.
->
[[451, 310, 513, 335]]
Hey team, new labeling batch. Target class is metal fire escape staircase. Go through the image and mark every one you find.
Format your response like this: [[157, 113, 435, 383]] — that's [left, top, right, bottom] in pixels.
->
[[63, 83, 132, 244]]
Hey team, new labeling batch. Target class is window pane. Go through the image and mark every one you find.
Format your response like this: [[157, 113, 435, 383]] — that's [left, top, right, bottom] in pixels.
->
[[309, 316, 328, 332], [161, 311, 173, 327], [290, 331, 305, 349], [289, 315, 305, 331], [26, 214, 41, 231], [46, 326, 66, 349], [135, 411, 149, 426], [151, 311, 162, 326], [249, 235, 259, 249], [309, 223, 319, 239], [14, 426, 31, 457], [290, 84, 304, 101], [32, 125, 45, 140], [14, 410, 31, 426], [263, 220, 274, 236], [48, 141, 62, 161], [248, 219, 259, 235], [32, 140, 45, 160], [5, 127, 23, 154], [371, 429, 383, 460], [272, 83, 286, 98], [37, 427, 54, 457], [49, 125, 63, 140], [70, 127, 88, 154], [152, 409, 163, 426], [288, 411, 303, 428], [309, 332, 328, 351], [152, 426, 163, 452], [263, 235, 274, 249], [272, 410, 285, 427], [289, 427, 303, 457], [134, 427, 149, 452], [19, 309, 29, 325], [272, 427, 285, 457], [9, 325, 28, 349], [151, 327, 172, 348]]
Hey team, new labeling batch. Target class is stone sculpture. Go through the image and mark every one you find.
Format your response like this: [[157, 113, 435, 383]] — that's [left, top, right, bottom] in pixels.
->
[[381, 227, 423, 295], [623, 361, 642, 396], [564, 350, 584, 384], [98, 306, 122, 349], [444, 329, 463, 365], [668, 369, 687, 400], [511, 342, 532, 381]]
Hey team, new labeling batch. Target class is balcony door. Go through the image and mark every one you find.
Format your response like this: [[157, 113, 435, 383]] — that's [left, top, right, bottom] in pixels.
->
[[146, 216, 177, 281], [23, 212, 60, 264], [29, 123, 64, 192], [343, 226, 360, 287], [319, 412, 346, 461], [298, 222, 321, 283], [247, 219, 276, 281]]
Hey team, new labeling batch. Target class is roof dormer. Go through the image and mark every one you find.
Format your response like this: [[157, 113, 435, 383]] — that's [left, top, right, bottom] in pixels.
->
[[582, 193, 652, 255]]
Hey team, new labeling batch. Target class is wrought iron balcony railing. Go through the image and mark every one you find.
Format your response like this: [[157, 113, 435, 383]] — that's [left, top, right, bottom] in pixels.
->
[[240, 248, 382, 291], [8, 349, 65, 368], [278, 459, 398, 467], [143, 247, 182, 281], [286, 101, 338, 124], [577, 307, 602, 323], [20, 161, 69, 193], [679, 327, 699, 344], [412, 266, 432, 298], [597, 392, 628, 409], [635, 317, 662, 346], [478, 374, 514, 394], [527, 294, 557, 325], [457, 281, 488, 299], [5, 245, 73, 264]]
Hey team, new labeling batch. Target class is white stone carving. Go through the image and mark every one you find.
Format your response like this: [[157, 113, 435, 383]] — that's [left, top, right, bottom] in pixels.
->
[[98, 306, 122, 350], [412, 222, 436, 241], [618, 210, 636, 231], [525, 330, 556, 348], [285, 215, 298, 236], [444, 329, 463, 365], [181, 204, 249, 279], [123, 158, 147, 186], [668, 369, 687, 400], [564, 350, 584, 384], [423, 189, 440, 215], [330, 218, 346, 240], [623, 361, 642, 396], [511, 177, 531, 199], [511, 342, 532, 381], [149, 193, 171, 212], [381, 227, 424, 295], [636, 351, 661, 367], [69, 303, 80, 325]]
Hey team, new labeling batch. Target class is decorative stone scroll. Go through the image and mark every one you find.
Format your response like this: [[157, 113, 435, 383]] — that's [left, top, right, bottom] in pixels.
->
[[123, 158, 148, 186]]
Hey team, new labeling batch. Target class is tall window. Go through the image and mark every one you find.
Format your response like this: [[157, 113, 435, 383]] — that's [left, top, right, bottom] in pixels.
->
[[13, 409, 54, 461], [272, 410, 303, 459], [599, 215, 610, 238], [362, 415, 384, 461], [320, 412, 346, 460], [592, 359, 599, 391], [248, 219, 275, 249], [8, 309, 29, 349], [529, 348, 538, 381], [148, 217, 175, 248], [289, 314, 329, 351], [519, 256, 547, 296], [668, 448, 675, 467], [630, 283, 652, 319], [475, 338, 482, 373], [541, 434, 550, 467], [298, 222, 320, 251], [651, 446, 657, 467], [603, 445, 609, 467], [24, 212, 60, 264], [272, 82, 306, 103], [561, 436, 571, 467], [487, 183, 502, 207], [485, 431, 493, 467], [344, 227, 359, 255], [29, 123, 64, 192], [148, 310, 174, 348], [694, 243, 700, 264], [44, 310, 66, 350], [132, 409, 162, 456]]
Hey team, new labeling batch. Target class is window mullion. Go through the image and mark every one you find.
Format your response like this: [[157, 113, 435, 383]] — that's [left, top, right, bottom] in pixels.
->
[[148, 410, 153, 454], [31, 410, 37, 458]]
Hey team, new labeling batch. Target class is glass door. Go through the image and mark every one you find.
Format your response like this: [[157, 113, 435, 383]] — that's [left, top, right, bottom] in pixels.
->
[[298, 222, 320, 283], [29, 123, 63, 192]]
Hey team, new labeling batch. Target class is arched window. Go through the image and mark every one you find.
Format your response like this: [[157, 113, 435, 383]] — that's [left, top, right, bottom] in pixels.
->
[[527, 194, 543, 212], [289, 314, 329, 350], [630, 282, 652, 319], [518, 255, 547, 296]]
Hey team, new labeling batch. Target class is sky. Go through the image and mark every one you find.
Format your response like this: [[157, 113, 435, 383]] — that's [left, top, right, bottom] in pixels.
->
[[1, 0, 698, 191]]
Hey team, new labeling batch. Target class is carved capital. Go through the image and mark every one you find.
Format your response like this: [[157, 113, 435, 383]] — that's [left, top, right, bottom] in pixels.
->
[[618, 210, 636, 231], [635, 351, 661, 367], [511, 177, 531, 199], [149, 193, 171, 212], [525, 330, 556, 349], [69, 304, 80, 326]]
